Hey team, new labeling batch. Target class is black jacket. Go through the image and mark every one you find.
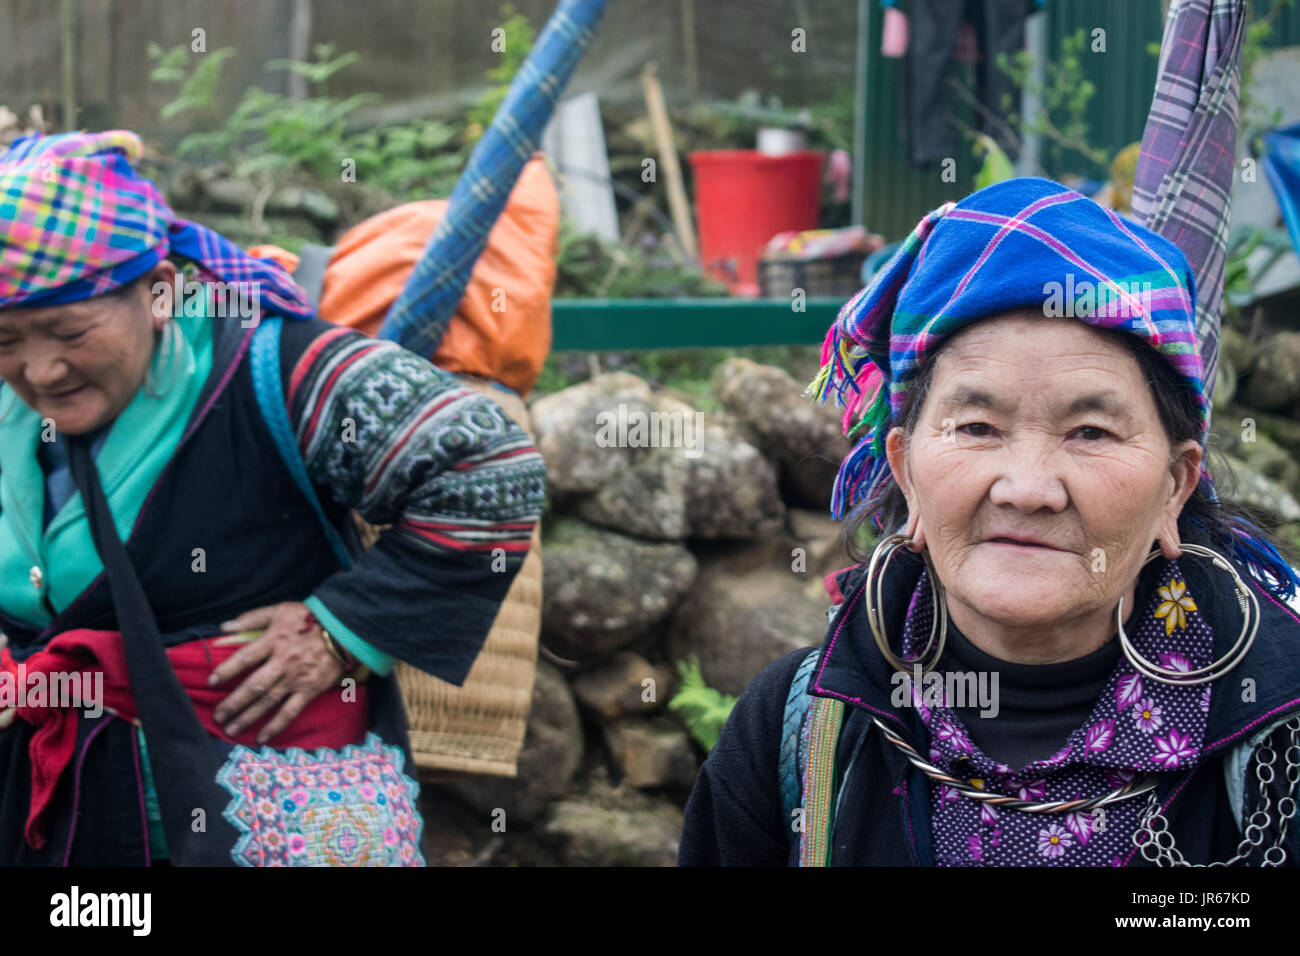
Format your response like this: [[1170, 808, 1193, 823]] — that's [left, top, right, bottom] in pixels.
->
[[679, 517, 1300, 866]]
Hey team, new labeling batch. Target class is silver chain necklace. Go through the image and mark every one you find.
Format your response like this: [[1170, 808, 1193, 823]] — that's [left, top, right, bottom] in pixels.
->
[[1132, 715, 1300, 866]]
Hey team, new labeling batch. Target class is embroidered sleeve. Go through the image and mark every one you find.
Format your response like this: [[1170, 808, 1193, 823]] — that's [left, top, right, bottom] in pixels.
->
[[284, 325, 546, 684]]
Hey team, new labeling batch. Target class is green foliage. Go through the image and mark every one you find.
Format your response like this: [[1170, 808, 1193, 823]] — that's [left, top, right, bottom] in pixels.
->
[[151, 41, 473, 202], [694, 91, 814, 137], [668, 657, 737, 752], [266, 45, 360, 85], [264, 233, 309, 255], [806, 86, 857, 153], [1280, 522, 1300, 561], [555, 218, 730, 299], [347, 120, 464, 198], [972, 134, 1014, 191], [466, 4, 536, 134], [854, 519, 878, 555], [534, 342, 823, 406], [151, 42, 377, 182], [689, 86, 854, 156], [149, 42, 237, 120], [150, 5, 548, 209], [532, 357, 578, 396], [996, 28, 1111, 177], [1223, 225, 1294, 319], [1241, 0, 1296, 148]]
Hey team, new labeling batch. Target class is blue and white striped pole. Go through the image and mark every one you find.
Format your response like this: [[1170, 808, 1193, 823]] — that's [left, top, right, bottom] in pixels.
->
[[378, 0, 611, 356]]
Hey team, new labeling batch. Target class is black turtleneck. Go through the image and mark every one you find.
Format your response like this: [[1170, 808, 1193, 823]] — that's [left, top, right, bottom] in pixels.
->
[[939, 612, 1125, 773]]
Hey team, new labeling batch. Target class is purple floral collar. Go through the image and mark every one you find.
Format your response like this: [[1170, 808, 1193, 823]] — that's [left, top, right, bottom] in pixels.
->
[[896, 559, 1213, 865]]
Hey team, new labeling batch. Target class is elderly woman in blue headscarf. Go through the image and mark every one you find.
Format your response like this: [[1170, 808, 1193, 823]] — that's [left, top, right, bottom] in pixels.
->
[[680, 178, 1300, 867], [0, 131, 546, 866]]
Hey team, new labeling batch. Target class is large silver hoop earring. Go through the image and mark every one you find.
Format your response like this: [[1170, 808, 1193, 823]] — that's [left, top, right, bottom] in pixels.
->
[[1116, 543, 1259, 686], [865, 532, 948, 673], [144, 319, 183, 398]]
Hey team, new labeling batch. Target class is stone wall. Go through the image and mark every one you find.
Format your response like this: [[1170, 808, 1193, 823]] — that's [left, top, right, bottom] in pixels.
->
[[422, 359, 853, 866]]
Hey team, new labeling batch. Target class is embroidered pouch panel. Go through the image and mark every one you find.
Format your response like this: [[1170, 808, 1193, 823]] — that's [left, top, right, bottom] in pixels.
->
[[217, 732, 425, 867]]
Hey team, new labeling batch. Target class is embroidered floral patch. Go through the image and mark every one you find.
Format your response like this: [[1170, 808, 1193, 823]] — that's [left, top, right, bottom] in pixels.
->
[[217, 733, 425, 867]]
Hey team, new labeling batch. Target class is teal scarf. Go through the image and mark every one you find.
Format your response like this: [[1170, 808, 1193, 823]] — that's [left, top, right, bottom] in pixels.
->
[[0, 305, 214, 629]]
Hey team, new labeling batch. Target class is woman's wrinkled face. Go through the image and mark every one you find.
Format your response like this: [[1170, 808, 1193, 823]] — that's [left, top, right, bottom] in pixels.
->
[[886, 311, 1202, 638], [0, 261, 174, 434]]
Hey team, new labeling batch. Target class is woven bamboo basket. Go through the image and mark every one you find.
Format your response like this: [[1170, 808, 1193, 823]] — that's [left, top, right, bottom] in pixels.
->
[[352, 374, 542, 781]]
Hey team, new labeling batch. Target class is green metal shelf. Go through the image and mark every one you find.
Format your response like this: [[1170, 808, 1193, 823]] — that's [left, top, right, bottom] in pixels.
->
[[549, 297, 844, 351]]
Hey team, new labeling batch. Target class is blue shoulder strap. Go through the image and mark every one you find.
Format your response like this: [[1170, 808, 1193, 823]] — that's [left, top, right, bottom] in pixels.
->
[[780, 648, 822, 839], [249, 317, 354, 570]]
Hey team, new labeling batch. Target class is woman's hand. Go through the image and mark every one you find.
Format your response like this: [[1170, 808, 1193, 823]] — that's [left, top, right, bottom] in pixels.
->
[[209, 602, 351, 744]]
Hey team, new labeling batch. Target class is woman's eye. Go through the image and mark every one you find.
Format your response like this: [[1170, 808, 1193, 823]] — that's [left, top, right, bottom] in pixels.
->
[[958, 422, 994, 437], [1075, 426, 1111, 441], [55, 331, 86, 342]]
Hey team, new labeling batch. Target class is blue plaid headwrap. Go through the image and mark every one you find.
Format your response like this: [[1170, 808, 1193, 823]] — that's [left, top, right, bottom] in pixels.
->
[[809, 178, 1299, 599]]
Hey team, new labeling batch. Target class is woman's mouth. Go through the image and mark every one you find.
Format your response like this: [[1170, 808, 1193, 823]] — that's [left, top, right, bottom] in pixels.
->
[[42, 384, 89, 399], [985, 537, 1061, 551]]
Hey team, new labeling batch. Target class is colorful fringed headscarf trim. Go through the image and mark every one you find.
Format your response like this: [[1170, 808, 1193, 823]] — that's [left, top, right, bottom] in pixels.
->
[[806, 177, 1300, 601], [806, 201, 953, 519]]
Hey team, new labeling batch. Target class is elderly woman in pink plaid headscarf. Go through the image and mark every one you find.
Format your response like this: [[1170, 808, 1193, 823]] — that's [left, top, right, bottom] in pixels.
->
[[0, 130, 545, 866]]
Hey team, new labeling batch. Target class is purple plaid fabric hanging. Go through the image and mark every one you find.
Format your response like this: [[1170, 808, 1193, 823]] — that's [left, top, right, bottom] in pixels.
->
[[1130, 0, 1248, 416]]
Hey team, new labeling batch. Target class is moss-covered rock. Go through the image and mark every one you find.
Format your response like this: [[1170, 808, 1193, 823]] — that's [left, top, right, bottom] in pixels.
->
[[542, 521, 697, 659], [1244, 331, 1300, 412]]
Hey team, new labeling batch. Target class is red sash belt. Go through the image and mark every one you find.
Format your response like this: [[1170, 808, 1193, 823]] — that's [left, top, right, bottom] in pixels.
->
[[1, 629, 368, 849]]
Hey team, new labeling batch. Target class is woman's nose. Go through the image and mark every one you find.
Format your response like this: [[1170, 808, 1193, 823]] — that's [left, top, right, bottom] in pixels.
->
[[987, 447, 1069, 512], [23, 349, 71, 388]]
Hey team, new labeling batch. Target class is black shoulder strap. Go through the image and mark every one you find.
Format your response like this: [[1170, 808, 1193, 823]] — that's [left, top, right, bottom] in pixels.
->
[[67, 435, 233, 864], [291, 243, 335, 311]]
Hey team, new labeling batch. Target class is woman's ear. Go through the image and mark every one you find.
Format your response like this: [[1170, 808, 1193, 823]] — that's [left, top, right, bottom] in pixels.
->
[[144, 260, 178, 331], [885, 427, 925, 552], [1155, 439, 1204, 560]]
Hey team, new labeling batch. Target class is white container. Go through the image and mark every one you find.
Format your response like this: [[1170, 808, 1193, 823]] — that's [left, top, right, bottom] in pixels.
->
[[757, 127, 807, 156]]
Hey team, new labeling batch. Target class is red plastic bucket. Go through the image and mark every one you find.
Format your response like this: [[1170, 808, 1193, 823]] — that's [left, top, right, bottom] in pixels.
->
[[688, 149, 825, 296]]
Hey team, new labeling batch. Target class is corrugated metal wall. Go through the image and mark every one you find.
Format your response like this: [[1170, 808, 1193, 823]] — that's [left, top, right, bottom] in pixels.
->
[[1040, 0, 1164, 179], [1258, 0, 1300, 47], [854, 0, 973, 239], [858, 0, 1300, 239]]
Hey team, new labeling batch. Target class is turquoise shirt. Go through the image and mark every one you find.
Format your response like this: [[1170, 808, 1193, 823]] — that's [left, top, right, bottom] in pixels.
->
[[17, 306, 215, 861], [16, 305, 387, 861], [0, 305, 214, 628]]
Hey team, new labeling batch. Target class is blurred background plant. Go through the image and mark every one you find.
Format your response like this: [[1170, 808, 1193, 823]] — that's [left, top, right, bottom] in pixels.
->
[[668, 657, 737, 753], [994, 28, 1112, 180], [465, 3, 535, 139], [150, 40, 463, 202], [681, 86, 856, 228], [0, 102, 45, 147], [148, 3, 739, 298]]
